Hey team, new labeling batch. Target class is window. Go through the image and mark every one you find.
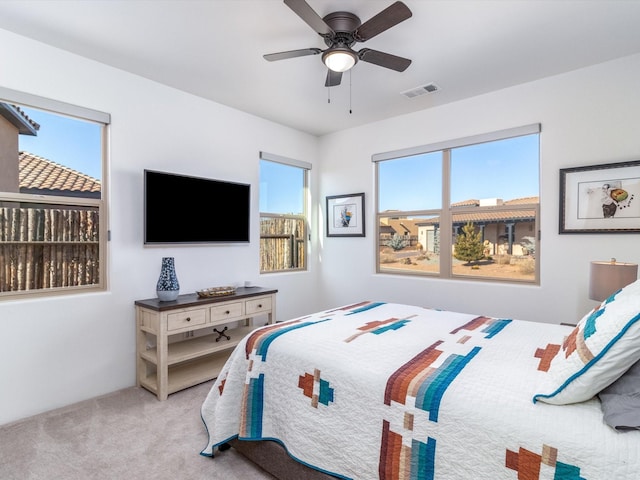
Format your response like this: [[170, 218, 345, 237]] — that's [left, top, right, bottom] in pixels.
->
[[375, 125, 540, 283], [259, 152, 310, 273], [0, 87, 109, 298]]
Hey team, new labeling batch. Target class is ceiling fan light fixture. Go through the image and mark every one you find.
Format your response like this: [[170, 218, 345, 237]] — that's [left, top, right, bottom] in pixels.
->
[[322, 48, 357, 72]]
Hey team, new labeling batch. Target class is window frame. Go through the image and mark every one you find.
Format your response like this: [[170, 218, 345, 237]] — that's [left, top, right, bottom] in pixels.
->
[[258, 151, 310, 274], [0, 87, 109, 299], [374, 124, 540, 284]]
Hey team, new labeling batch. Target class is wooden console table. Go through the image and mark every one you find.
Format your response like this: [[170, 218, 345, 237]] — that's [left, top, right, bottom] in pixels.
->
[[135, 287, 277, 400]]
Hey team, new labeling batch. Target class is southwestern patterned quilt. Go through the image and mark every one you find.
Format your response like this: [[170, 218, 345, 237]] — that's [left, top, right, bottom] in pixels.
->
[[200, 301, 640, 479]]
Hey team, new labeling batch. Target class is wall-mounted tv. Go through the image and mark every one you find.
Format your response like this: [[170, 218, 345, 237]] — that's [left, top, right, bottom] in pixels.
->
[[144, 169, 250, 244]]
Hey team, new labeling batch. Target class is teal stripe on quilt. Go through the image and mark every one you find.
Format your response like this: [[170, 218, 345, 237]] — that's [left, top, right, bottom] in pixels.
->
[[554, 461, 585, 480], [482, 319, 512, 338], [246, 374, 264, 437], [318, 378, 334, 406], [411, 437, 436, 480], [256, 320, 329, 360], [372, 319, 410, 335], [417, 347, 481, 422], [346, 302, 386, 315], [584, 308, 604, 339]]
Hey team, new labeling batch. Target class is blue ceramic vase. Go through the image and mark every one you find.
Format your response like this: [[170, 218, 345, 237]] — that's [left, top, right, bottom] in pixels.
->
[[156, 257, 180, 301]]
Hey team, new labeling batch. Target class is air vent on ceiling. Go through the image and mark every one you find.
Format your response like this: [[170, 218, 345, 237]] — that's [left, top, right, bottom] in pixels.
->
[[401, 83, 440, 98]]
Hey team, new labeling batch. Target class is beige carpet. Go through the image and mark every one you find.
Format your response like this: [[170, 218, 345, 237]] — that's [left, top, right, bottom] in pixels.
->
[[0, 381, 275, 480]]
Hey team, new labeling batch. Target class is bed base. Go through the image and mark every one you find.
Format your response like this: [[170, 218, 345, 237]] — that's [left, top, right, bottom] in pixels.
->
[[228, 439, 341, 480]]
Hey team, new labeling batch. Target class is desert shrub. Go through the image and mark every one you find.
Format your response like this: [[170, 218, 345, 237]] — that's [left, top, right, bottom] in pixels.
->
[[496, 254, 512, 265], [520, 236, 536, 257], [519, 258, 535, 275], [386, 233, 408, 251], [379, 254, 396, 264]]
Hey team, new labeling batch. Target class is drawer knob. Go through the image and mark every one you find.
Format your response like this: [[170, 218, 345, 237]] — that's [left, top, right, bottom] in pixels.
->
[[258, 304, 262, 308], [225, 310, 230, 315], [186, 317, 191, 322]]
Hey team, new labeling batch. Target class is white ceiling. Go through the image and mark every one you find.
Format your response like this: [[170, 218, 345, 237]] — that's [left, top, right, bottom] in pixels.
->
[[0, 0, 639, 136]]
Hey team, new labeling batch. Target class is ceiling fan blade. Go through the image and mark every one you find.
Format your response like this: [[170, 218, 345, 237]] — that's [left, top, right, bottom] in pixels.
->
[[355, 1, 412, 42], [325, 70, 342, 87], [358, 48, 411, 72], [263, 48, 322, 62], [284, 0, 334, 37]]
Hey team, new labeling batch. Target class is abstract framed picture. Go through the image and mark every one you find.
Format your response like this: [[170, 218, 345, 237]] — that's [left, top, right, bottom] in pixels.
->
[[326, 193, 365, 237], [559, 160, 640, 233]]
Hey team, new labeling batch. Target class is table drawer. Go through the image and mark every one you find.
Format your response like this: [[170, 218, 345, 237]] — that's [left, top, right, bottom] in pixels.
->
[[210, 302, 243, 323], [167, 309, 206, 331], [246, 297, 272, 315]]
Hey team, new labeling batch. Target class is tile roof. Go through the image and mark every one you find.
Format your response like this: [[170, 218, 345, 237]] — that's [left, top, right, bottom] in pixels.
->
[[19, 151, 101, 195], [380, 217, 423, 236], [417, 197, 538, 226], [13, 105, 40, 133], [450, 209, 535, 224], [504, 196, 538, 205], [451, 197, 538, 208], [0, 103, 39, 135], [452, 199, 480, 207]]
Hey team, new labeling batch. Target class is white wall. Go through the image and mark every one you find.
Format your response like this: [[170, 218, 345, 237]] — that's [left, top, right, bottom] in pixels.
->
[[317, 54, 640, 325], [2, 25, 639, 426], [0, 28, 320, 425]]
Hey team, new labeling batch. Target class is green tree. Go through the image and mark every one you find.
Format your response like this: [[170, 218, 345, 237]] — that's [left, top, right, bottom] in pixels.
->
[[454, 222, 484, 265]]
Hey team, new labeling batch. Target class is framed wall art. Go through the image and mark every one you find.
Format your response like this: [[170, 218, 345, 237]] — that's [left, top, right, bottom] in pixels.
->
[[559, 160, 640, 233], [326, 193, 365, 237]]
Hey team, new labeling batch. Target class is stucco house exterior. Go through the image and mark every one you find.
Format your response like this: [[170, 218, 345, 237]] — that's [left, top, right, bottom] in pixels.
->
[[416, 197, 538, 256]]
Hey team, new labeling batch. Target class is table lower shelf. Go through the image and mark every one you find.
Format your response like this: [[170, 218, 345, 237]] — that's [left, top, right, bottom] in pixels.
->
[[139, 353, 229, 397], [140, 325, 255, 366]]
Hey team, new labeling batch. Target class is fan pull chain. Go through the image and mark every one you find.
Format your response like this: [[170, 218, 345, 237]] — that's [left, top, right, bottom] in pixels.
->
[[327, 86, 331, 104], [349, 70, 352, 114]]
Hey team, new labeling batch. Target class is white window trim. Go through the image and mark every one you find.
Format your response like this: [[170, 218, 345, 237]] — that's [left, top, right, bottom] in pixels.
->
[[0, 87, 110, 299], [259, 151, 312, 171], [259, 151, 310, 273], [374, 125, 540, 284], [0, 86, 110, 124], [372, 124, 540, 162]]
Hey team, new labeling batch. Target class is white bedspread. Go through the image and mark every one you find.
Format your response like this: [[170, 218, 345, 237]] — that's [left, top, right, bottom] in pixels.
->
[[201, 301, 640, 479]]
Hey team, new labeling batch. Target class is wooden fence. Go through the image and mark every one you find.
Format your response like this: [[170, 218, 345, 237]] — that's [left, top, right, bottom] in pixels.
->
[[0, 206, 100, 292], [260, 215, 305, 272]]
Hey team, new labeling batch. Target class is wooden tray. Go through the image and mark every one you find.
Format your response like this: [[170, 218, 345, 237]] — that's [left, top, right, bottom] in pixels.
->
[[196, 286, 237, 298]]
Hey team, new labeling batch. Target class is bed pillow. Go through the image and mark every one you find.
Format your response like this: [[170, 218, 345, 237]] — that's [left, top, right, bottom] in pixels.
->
[[598, 359, 640, 430], [533, 278, 640, 405]]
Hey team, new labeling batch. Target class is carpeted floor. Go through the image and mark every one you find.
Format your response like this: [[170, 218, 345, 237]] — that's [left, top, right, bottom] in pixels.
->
[[0, 381, 275, 480]]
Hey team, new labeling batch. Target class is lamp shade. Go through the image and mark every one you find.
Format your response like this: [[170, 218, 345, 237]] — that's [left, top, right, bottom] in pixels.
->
[[589, 259, 638, 302], [322, 48, 357, 73]]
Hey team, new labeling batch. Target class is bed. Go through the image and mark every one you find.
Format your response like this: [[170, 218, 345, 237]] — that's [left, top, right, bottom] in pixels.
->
[[201, 281, 640, 479]]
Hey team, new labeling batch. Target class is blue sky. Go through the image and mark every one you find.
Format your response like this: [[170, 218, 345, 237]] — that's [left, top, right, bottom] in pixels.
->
[[16, 105, 538, 213], [18, 106, 103, 180], [379, 134, 539, 212], [259, 160, 305, 214]]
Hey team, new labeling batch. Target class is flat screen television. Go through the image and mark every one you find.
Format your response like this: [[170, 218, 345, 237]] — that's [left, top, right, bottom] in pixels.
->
[[144, 169, 250, 244]]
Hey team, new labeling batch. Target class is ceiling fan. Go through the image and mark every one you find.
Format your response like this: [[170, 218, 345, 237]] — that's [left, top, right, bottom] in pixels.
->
[[264, 0, 413, 87]]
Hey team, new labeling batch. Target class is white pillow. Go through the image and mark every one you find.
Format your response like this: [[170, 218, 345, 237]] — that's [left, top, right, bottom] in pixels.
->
[[533, 278, 640, 405]]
